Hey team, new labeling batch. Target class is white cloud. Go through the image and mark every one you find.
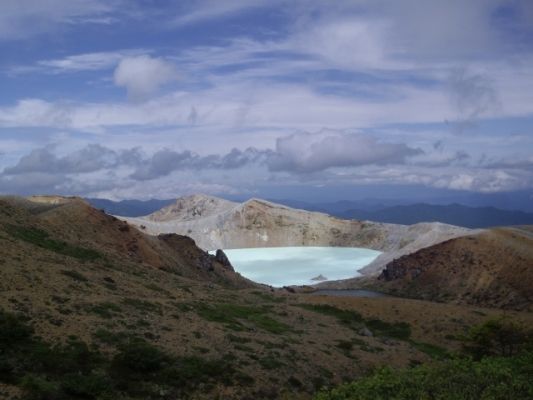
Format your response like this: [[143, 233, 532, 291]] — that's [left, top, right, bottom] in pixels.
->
[[267, 130, 422, 172], [0, 0, 114, 40], [113, 56, 179, 100], [170, 0, 271, 27], [35, 49, 148, 73]]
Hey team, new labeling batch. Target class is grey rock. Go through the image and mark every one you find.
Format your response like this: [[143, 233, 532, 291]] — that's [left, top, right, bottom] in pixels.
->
[[359, 327, 373, 337]]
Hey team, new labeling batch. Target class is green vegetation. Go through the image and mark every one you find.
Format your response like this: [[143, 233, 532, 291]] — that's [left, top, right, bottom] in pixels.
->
[[196, 302, 291, 334], [87, 302, 122, 319], [122, 297, 163, 315], [409, 341, 450, 360], [296, 304, 363, 326], [296, 303, 411, 340], [60, 269, 89, 282], [365, 319, 411, 340], [251, 290, 286, 303], [461, 317, 533, 359], [316, 318, 533, 399], [314, 352, 533, 400], [0, 310, 251, 399], [7, 225, 102, 261]]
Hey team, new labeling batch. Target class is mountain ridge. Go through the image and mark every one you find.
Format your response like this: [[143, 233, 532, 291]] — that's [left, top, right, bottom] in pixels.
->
[[119, 194, 473, 278], [86, 197, 533, 228]]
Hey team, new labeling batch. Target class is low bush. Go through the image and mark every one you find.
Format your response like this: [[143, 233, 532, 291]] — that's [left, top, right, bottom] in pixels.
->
[[314, 351, 533, 400]]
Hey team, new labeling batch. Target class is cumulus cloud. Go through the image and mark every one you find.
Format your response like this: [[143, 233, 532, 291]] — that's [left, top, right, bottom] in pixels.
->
[[113, 56, 178, 100], [431, 169, 529, 193], [130, 147, 272, 181], [3, 145, 141, 175], [0, 172, 66, 195], [267, 130, 422, 173]]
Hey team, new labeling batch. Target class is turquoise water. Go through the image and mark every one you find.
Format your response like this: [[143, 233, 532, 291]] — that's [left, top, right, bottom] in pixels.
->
[[213, 247, 381, 287]]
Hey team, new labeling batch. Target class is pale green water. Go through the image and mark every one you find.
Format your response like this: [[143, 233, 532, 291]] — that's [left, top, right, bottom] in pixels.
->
[[212, 246, 381, 287]]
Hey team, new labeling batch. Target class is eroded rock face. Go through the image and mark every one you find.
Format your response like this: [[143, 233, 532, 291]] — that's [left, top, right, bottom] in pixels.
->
[[214, 249, 234, 272], [379, 255, 429, 281]]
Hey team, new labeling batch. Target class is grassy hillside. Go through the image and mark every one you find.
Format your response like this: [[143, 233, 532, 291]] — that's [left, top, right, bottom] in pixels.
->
[[1, 196, 532, 399]]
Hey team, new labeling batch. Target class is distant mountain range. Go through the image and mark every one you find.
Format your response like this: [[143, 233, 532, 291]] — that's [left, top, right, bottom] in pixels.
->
[[87, 197, 533, 229], [86, 198, 174, 217], [336, 203, 533, 229]]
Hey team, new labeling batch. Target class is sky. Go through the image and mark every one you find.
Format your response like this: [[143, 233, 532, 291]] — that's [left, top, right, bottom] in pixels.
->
[[0, 0, 533, 203]]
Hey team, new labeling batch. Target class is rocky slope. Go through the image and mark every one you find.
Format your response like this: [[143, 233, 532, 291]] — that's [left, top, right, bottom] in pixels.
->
[[1, 195, 532, 399], [120, 194, 472, 276], [375, 226, 533, 311]]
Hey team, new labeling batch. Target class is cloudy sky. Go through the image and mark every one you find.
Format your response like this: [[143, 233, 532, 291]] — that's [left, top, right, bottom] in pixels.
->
[[1, 0, 533, 202]]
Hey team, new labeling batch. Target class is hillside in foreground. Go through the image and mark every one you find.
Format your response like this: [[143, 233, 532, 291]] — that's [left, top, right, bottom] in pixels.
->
[[2, 195, 532, 399]]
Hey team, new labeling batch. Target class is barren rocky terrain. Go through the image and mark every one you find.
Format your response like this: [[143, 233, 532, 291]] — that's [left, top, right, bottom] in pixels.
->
[[120, 194, 472, 277]]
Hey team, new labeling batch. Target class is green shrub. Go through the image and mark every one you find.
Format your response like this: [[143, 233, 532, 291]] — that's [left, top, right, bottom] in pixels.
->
[[296, 304, 411, 340], [0, 311, 33, 346], [88, 302, 122, 319], [112, 339, 171, 374], [365, 319, 411, 340], [462, 317, 533, 359], [296, 304, 363, 325], [0, 310, 246, 399], [314, 352, 533, 400], [7, 225, 102, 261], [196, 303, 290, 334]]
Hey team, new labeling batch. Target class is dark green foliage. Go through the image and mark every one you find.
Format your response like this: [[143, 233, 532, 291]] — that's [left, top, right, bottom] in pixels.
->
[[409, 341, 450, 360], [113, 339, 171, 373], [335, 340, 354, 352], [296, 304, 363, 326], [111, 340, 244, 396], [7, 225, 102, 261], [314, 352, 533, 400], [0, 310, 248, 399], [365, 319, 411, 340], [251, 290, 286, 303], [461, 317, 533, 359], [122, 297, 163, 315], [259, 353, 285, 370], [0, 311, 33, 346], [196, 303, 291, 334], [93, 329, 132, 345], [296, 304, 411, 340]]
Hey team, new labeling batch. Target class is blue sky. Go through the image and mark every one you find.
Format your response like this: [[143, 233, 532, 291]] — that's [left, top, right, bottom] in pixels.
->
[[0, 0, 532, 203]]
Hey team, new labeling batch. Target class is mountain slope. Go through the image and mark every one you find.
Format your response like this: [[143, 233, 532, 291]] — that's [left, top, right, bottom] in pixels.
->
[[86, 197, 175, 217], [376, 226, 533, 310], [340, 203, 533, 228], [2, 195, 513, 399]]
